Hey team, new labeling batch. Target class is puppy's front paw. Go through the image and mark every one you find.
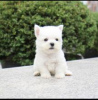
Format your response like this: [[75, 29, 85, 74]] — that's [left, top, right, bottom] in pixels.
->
[[41, 74, 51, 79], [65, 70, 73, 76], [55, 74, 65, 79]]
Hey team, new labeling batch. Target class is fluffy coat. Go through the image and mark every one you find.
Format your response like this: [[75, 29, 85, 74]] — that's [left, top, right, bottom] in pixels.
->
[[33, 25, 72, 78]]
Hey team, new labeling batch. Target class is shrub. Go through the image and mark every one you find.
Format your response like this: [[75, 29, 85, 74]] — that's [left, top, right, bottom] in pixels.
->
[[92, 12, 98, 53], [0, 1, 97, 66], [84, 12, 98, 58]]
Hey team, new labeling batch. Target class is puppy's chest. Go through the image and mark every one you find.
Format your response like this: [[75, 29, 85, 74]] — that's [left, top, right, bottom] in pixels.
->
[[44, 57, 57, 69]]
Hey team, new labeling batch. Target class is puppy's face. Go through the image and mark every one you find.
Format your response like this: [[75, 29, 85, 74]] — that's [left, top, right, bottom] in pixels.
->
[[34, 25, 63, 54]]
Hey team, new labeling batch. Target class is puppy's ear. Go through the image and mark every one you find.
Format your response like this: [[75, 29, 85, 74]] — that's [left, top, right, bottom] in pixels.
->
[[34, 24, 40, 37], [57, 25, 63, 31]]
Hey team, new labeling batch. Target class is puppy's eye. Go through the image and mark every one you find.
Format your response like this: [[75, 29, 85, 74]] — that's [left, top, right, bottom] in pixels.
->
[[56, 38, 59, 41], [44, 38, 48, 41]]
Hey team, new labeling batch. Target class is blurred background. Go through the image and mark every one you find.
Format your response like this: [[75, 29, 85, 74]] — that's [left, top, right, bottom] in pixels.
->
[[0, 1, 98, 68], [82, 1, 98, 12]]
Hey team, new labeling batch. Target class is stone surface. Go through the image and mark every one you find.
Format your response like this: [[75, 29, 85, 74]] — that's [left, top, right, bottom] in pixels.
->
[[0, 58, 98, 98]]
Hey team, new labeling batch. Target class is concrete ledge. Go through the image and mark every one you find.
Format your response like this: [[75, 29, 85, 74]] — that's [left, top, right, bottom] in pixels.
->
[[0, 58, 98, 98], [0, 63, 2, 69]]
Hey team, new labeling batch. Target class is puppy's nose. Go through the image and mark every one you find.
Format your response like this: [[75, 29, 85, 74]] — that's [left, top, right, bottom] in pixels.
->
[[50, 43, 54, 47]]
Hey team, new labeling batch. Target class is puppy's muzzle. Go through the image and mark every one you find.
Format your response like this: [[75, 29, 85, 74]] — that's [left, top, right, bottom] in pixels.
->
[[50, 43, 55, 50], [50, 43, 54, 47]]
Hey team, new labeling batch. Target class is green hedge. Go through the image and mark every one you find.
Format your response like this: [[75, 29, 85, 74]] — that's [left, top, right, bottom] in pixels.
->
[[0, 1, 97, 66], [92, 12, 98, 53], [84, 12, 98, 58]]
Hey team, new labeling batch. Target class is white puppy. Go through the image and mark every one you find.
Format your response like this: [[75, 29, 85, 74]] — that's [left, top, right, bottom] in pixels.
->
[[33, 24, 72, 79]]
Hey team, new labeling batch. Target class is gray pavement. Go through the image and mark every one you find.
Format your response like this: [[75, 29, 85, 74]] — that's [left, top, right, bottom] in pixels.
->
[[0, 58, 98, 98]]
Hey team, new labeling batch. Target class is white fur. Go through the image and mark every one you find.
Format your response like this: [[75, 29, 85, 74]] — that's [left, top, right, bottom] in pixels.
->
[[33, 25, 72, 79]]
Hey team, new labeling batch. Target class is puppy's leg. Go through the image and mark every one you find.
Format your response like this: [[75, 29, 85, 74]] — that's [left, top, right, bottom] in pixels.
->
[[55, 67, 65, 79], [40, 67, 51, 79], [33, 65, 40, 76]]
